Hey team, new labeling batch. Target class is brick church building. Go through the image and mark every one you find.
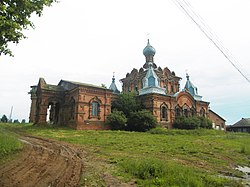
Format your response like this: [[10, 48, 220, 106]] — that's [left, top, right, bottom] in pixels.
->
[[29, 40, 225, 130]]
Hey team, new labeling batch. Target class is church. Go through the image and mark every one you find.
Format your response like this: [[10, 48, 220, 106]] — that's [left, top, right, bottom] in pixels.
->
[[29, 40, 225, 130]]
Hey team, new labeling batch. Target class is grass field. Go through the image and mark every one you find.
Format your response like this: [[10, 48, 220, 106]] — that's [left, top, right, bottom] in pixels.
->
[[0, 124, 23, 163], [1, 123, 250, 186]]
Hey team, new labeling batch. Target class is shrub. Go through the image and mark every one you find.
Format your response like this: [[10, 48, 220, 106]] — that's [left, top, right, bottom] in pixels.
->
[[106, 110, 127, 130], [127, 110, 157, 132], [148, 127, 169, 135], [173, 116, 199, 129], [173, 116, 212, 130], [199, 116, 212, 129]]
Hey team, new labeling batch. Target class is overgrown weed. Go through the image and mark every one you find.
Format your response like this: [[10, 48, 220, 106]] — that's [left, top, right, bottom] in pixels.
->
[[0, 124, 23, 161], [148, 127, 224, 136], [119, 158, 242, 186]]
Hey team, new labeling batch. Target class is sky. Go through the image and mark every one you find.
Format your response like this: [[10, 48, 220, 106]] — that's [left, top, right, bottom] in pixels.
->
[[1, 0, 250, 125]]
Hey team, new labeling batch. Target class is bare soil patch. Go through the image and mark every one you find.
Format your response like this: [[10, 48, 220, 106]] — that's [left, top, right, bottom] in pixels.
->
[[0, 134, 134, 187]]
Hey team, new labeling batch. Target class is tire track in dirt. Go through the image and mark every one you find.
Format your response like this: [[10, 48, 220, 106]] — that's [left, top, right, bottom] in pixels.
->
[[0, 135, 83, 187]]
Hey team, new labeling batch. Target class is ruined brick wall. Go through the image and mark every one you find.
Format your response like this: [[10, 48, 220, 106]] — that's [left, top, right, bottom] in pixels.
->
[[29, 86, 37, 123], [31, 78, 113, 130]]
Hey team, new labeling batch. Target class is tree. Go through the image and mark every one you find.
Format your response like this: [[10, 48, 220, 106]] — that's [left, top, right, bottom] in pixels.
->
[[127, 110, 157, 132], [1, 0, 57, 56], [101, 84, 107, 88], [111, 92, 141, 117], [13, 119, 20, 123], [110, 92, 157, 132], [106, 110, 127, 130], [1, 115, 8, 123]]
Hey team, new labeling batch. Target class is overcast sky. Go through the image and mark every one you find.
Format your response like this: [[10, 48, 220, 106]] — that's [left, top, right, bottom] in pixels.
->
[[1, 0, 250, 125]]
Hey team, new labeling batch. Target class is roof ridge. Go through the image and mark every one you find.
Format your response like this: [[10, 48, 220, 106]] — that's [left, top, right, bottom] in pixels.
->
[[60, 80, 110, 90]]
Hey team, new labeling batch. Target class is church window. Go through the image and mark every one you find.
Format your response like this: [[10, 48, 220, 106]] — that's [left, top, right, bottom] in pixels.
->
[[175, 106, 181, 117], [171, 85, 174, 93], [70, 98, 75, 120], [161, 105, 168, 121], [191, 107, 196, 117], [183, 109, 189, 117], [92, 101, 99, 116], [148, 76, 155, 87], [200, 108, 205, 117]]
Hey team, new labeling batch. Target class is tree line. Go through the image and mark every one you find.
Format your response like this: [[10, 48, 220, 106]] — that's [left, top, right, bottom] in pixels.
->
[[0, 114, 26, 124]]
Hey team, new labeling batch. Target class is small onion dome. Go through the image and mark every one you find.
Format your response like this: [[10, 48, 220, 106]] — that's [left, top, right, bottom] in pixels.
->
[[143, 39, 156, 57]]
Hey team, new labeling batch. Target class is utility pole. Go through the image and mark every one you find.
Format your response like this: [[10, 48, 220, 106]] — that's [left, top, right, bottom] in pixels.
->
[[9, 106, 13, 122]]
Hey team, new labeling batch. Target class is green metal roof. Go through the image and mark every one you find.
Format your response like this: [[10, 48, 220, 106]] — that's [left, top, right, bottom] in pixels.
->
[[42, 84, 65, 92], [143, 39, 156, 57], [109, 76, 120, 94], [59, 80, 111, 91]]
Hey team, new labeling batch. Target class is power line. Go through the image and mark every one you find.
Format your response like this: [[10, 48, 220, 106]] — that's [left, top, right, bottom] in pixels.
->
[[172, 0, 250, 83], [181, 0, 248, 75]]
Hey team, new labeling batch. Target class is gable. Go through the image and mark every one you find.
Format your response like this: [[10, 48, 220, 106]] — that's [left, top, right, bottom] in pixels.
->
[[233, 118, 250, 127], [58, 80, 77, 91], [176, 91, 195, 108], [209, 109, 226, 122]]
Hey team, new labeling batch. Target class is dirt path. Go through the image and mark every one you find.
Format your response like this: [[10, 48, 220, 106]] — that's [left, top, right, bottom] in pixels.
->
[[0, 135, 84, 187], [0, 135, 135, 187]]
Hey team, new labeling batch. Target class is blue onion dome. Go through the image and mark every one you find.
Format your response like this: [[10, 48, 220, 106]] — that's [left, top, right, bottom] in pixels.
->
[[143, 39, 156, 57]]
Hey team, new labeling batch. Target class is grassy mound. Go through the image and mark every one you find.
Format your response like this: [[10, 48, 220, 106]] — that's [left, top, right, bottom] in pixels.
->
[[0, 124, 23, 161]]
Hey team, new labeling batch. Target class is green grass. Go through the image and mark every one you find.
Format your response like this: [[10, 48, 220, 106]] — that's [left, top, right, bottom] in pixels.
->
[[0, 123, 23, 162], [118, 158, 241, 187], [5, 124, 250, 186]]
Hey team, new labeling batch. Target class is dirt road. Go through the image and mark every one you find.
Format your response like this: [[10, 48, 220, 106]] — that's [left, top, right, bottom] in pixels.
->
[[0, 135, 134, 187], [0, 135, 84, 187]]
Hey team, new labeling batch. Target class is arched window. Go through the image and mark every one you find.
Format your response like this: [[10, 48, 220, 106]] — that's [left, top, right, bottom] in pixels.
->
[[171, 85, 174, 93], [191, 107, 196, 117], [161, 105, 168, 121], [70, 98, 75, 120], [183, 108, 189, 117], [200, 108, 205, 117], [92, 101, 99, 116], [89, 96, 102, 119], [183, 104, 190, 118], [175, 106, 181, 117]]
